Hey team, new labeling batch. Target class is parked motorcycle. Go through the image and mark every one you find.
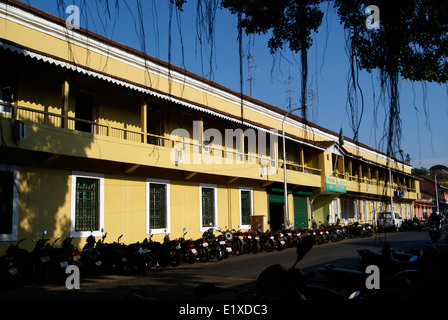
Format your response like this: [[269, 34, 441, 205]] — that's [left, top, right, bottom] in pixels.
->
[[242, 230, 260, 254], [79, 232, 104, 277], [0, 238, 33, 286], [230, 229, 244, 256], [31, 230, 59, 283], [273, 230, 286, 251], [179, 229, 198, 264], [162, 234, 182, 267], [282, 227, 301, 248], [194, 236, 210, 262], [145, 231, 169, 267], [258, 230, 275, 252], [202, 228, 224, 261], [327, 225, 344, 242], [125, 239, 152, 272], [96, 233, 129, 274], [48, 236, 78, 283], [312, 227, 328, 245], [216, 228, 233, 259]]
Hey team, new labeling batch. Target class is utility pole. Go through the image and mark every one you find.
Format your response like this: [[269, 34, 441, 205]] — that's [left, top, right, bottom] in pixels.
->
[[247, 54, 255, 97]]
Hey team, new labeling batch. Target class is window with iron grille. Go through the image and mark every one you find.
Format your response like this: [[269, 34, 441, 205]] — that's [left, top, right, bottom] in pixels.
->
[[146, 178, 170, 234], [74, 177, 99, 232], [70, 172, 104, 238], [0, 171, 14, 235], [240, 189, 252, 226], [149, 183, 167, 229], [201, 187, 215, 228]]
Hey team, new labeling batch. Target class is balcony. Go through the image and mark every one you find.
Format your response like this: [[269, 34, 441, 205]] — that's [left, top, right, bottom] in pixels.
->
[[340, 172, 417, 199], [0, 102, 322, 185]]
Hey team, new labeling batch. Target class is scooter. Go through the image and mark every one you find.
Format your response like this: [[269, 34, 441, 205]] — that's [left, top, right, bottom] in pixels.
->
[[49, 236, 78, 283], [95, 233, 129, 274], [79, 232, 104, 277], [0, 239, 33, 286], [429, 223, 441, 243], [31, 230, 58, 283]]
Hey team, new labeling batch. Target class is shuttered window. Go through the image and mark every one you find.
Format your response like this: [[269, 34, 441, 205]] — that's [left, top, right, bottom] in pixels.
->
[[240, 190, 252, 226], [0, 171, 14, 235], [75, 177, 99, 232], [149, 183, 167, 229], [201, 187, 215, 228]]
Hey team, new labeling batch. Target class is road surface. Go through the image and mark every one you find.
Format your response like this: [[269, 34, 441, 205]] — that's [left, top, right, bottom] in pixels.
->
[[1, 228, 435, 300]]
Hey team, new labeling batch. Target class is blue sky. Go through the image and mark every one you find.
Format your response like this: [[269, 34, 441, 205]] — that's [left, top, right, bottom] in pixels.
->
[[26, 0, 448, 169]]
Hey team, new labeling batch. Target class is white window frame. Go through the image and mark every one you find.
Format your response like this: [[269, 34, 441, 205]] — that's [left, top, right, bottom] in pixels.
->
[[239, 187, 254, 229], [146, 178, 170, 235], [70, 171, 104, 238], [199, 183, 218, 232], [0, 165, 19, 242]]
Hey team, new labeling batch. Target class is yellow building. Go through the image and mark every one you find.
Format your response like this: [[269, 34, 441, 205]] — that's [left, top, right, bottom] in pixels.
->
[[0, 0, 419, 250]]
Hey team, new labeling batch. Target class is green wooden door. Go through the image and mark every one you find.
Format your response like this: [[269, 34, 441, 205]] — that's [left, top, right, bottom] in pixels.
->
[[293, 195, 308, 228]]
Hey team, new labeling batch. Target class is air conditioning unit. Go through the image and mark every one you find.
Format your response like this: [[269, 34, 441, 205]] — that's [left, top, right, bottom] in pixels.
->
[[13, 120, 26, 140]]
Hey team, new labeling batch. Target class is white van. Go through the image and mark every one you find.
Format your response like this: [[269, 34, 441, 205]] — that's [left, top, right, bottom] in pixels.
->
[[377, 211, 403, 231]]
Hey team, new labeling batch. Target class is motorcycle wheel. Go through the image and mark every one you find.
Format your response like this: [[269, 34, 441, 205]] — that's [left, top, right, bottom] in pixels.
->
[[233, 240, 243, 256], [198, 247, 209, 262], [329, 235, 337, 242], [252, 242, 260, 254], [214, 247, 223, 261], [275, 242, 284, 251], [169, 251, 180, 267], [261, 241, 273, 252], [223, 248, 229, 259], [187, 251, 195, 264]]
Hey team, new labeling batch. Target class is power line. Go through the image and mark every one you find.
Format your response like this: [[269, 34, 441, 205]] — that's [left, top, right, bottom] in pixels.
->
[[285, 65, 295, 111]]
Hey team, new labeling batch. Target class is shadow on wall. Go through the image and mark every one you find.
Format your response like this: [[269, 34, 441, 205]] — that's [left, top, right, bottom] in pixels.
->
[[0, 52, 95, 252]]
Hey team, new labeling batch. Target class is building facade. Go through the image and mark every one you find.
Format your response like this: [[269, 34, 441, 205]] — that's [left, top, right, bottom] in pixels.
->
[[414, 176, 448, 219], [0, 0, 419, 250]]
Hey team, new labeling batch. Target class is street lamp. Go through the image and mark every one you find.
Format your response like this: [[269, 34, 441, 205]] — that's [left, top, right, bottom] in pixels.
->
[[435, 170, 447, 215], [388, 149, 403, 212], [282, 105, 307, 228]]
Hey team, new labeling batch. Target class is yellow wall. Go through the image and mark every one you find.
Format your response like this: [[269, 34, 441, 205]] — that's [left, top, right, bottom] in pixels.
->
[[11, 165, 269, 251]]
